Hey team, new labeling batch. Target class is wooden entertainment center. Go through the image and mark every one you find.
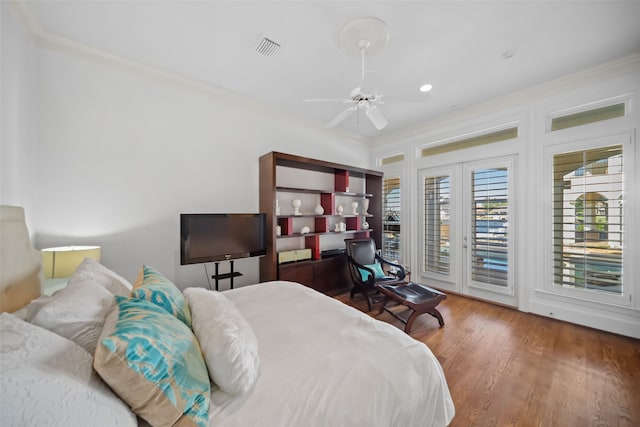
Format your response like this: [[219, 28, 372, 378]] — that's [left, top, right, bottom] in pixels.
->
[[259, 152, 383, 295]]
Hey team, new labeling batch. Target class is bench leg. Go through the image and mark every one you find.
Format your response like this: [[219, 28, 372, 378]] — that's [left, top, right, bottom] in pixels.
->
[[429, 307, 445, 327], [378, 296, 392, 315], [404, 307, 445, 334], [405, 310, 420, 334]]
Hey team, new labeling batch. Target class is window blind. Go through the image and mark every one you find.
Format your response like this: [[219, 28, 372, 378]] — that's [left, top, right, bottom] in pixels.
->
[[382, 177, 401, 260], [423, 175, 450, 274], [471, 168, 509, 286], [552, 145, 623, 294]]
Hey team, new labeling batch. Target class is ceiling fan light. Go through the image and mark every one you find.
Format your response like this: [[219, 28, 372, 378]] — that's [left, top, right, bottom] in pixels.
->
[[419, 83, 433, 93]]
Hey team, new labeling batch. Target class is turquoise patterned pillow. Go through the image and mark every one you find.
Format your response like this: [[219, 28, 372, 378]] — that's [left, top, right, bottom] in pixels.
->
[[94, 296, 210, 427], [358, 261, 386, 281], [132, 265, 192, 327]]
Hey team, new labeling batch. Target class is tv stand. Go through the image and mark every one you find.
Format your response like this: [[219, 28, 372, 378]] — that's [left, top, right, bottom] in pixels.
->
[[211, 260, 243, 290]]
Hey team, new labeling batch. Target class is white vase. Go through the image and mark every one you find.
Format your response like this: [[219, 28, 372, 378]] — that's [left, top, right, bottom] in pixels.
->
[[336, 204, 344, 215], [362, 221, 369, 230], [292, 199, 301, 215], [362, 198, 370, 215], [350, 201, 358, 215], [314, 204, 324, 215], [275, 199, 281, 216]]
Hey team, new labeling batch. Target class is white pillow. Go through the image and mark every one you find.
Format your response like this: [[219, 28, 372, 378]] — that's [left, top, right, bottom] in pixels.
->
[[0, 313, 137, 427], [13, 293, 51, 320], [71, 257, 132, 296], [28, 276, 115, 354], [184, 287, 260, 396]]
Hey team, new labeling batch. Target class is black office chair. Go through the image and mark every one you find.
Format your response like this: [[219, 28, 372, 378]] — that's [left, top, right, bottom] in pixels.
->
[[344, 238, 406, 311]]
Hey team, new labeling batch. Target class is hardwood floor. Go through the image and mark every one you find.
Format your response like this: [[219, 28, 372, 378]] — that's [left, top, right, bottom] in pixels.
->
[[335, 291, 640, 427]]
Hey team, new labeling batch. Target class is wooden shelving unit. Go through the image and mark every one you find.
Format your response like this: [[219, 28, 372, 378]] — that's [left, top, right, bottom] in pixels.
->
[[259, 151, 383, 294]]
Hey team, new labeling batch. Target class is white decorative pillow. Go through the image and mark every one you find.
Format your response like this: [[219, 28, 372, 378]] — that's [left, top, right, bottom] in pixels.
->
[[13, 294, 51, 320], [71, 257, 132, 296], [28, 276, 115, 354], [0, 313, 137, 427], [184, 287, 260, 396]]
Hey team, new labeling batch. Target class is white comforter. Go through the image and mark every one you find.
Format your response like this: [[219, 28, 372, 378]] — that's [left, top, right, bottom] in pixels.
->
[[212, 281, 455, 427]]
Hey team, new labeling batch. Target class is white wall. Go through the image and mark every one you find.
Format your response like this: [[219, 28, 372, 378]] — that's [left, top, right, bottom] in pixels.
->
[[1, 5, 368, 287], [0, 2, 39, 232]]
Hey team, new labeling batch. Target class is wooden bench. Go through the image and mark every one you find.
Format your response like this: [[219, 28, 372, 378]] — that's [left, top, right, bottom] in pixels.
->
[[377, 282, 447, 334]]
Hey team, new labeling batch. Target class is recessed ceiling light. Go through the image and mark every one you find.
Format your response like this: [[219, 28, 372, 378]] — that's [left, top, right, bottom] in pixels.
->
[[419, 83, 433, 93]]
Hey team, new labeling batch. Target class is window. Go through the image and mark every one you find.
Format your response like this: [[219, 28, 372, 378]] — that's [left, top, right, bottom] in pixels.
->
[[553, 145, 623, 294], [550, 103, 625, 131], [382, 176, 401, 260], [471, 168, 509, 287], [421, 127, 518, 157], [422, 175, 451, 275], [380, 153, 404, 165]]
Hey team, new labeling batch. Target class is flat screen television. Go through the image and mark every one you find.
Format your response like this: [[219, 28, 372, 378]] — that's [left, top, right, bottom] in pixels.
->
[[180, 213, 266, 265]]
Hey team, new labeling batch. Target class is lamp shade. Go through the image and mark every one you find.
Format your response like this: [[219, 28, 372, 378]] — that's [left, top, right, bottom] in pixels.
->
[[41, 246, 101, 279]]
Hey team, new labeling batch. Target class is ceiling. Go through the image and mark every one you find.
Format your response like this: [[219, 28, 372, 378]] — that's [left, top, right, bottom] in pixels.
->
[[16, 1, 640, 141]]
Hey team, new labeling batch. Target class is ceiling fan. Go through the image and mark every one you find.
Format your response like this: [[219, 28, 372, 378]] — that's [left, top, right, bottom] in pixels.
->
[[304, 18, 392, 130]]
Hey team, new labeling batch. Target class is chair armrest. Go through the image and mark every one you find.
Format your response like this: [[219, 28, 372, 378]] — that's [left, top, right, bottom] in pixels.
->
[[346, 256, 376, 286], [375, 256, 406, 280]]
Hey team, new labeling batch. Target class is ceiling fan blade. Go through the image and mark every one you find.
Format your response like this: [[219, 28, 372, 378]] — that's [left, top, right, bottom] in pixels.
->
[[304, 98, 351, 103], [327, 106, 357, 128], [365, 105, 388, 130]]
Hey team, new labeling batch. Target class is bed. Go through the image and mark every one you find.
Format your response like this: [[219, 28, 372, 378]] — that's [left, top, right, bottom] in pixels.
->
[[0, 205, 455, 426]]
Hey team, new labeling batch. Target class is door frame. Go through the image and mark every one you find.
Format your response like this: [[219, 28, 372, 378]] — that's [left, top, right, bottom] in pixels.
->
[[417, 155, 518, 307]]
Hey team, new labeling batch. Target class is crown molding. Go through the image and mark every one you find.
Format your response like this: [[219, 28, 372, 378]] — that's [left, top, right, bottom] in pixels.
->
[[8, 1, 369, 146], [372, 52, 640, 146]]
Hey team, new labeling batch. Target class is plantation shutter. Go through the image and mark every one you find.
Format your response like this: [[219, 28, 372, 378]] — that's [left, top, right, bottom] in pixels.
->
[[552, 145, 623, 293], [423, 175, 450, 274], [471, 168, 509, 286], [382, 177, 401, 260]]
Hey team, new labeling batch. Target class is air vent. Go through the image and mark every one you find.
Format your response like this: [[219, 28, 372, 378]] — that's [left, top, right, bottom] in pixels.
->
[[256, 37, 281, 57]]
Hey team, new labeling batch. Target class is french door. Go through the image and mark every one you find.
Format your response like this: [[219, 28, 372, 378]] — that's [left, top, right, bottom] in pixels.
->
[[419, 156, 517, 306]]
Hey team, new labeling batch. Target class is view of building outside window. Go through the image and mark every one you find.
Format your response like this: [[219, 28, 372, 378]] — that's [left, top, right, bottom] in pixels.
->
[[553, 145, 623, 294], [422, 175, 450, 275], [471, 168, 509, 287], [382, 177, 401, 261]]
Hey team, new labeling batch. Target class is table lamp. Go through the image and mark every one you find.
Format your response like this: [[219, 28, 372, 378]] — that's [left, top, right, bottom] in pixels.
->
[[41, 245, 101, 294]]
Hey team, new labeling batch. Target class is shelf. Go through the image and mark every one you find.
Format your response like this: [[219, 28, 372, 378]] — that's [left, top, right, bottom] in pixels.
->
[[276, 214, 373, 218], [276, 229, 374, 239], [276, 186, 373, 198], [260, 151, 383, 292]]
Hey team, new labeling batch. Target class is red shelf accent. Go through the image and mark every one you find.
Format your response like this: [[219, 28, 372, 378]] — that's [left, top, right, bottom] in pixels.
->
[[314, 217, 329, 233], [305, 235, 321, 260], [345, 216, 361, 231], [354, 230, 371, 239], [278, 217, 293, 235], [335, 170, 349, 192], [320, 193, 335, 215]]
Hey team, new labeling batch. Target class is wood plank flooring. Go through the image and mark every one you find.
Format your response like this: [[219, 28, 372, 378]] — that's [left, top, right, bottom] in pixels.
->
[[335, 291, 640, 427]]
